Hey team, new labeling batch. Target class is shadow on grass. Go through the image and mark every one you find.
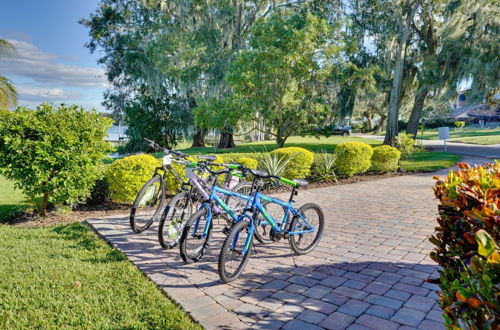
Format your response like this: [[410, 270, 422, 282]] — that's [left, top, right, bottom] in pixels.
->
[[0, 203, 33, 223], [52, 222, 127, 263]]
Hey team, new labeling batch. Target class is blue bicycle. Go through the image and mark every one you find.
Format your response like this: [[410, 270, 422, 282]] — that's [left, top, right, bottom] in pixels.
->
[[178, 164, 261, 263], [217, 166, 324, 283]]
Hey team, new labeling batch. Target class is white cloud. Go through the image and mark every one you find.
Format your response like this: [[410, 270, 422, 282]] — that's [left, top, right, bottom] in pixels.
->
[[0, 39, 108, 88], [17, 86, 82, 102]]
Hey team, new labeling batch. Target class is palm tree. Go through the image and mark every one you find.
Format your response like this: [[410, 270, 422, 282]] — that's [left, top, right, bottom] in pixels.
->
[[0, 39, 17, 110]]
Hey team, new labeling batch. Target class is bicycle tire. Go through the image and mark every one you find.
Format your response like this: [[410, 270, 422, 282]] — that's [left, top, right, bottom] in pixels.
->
[[218, 219, 253, 283], [179, 207, 212, 263], [288, 203, 324, 255], [130, 175, 166, 233], [158, 191, 195, 249]]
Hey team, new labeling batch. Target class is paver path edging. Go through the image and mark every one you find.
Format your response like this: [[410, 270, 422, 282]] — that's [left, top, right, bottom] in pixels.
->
[[87, 169, 457, 330]]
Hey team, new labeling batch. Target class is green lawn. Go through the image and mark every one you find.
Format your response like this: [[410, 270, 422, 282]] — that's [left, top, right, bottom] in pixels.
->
[[450, 135, 500, 145], [0, 176, 34, 223], [0, 222, 200, 329], [374, 127, 500, 143], [177, 135, 381, 154], [400, 151, 462, 172]]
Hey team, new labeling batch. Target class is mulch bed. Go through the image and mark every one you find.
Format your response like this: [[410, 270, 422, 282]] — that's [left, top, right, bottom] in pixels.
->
[[7, 170, 415, 228]]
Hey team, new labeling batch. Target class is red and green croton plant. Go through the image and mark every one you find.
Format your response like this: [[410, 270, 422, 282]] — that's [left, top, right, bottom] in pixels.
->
[[431, 162, 499, 329]]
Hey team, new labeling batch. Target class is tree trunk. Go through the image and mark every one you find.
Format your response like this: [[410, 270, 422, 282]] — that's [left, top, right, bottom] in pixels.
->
[[40, 191, 49, 216], [191, 127, 205, 147], [276, 136, 286, 148], [384, 1, 420, 146], [406, 87, 429, 138], [218, 126, 235, 148]]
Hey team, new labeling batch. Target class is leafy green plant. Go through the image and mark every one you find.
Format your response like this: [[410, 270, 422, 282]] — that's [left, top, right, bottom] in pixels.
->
[[270, 147, 314, 179], [371, 145, 401, 172], [260, 152, 294, 178], [334, 142, 373, 177], [0, 103, 114, 215], [431, 162, 499, 329], [312, 151, 340, 181], [395, 133, 416, 155]]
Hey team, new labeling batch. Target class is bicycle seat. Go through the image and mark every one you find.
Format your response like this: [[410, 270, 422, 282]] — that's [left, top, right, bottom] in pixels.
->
[[198, 155, 217, 161], [252, 169, 269, 178], [293, 179, 308, 187]]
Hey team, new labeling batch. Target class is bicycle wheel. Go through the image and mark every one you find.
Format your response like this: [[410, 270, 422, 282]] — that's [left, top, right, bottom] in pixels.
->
[[253, 201, 287, 244], [158, 192, 196, 249], [130, 176, 166, 233], [221, 181, 253, 225], [218, 219, 253, 283], [289, 203, 324, 255], [179, 207, 212, 263]]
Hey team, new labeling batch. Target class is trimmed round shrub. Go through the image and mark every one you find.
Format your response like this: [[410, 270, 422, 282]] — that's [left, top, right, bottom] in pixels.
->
[[270, 147, 314, 179], [334, 142, 373, 177], [236, 157, 258, 170], [105, 154, 159, 203], [371, 145, 401, 172]]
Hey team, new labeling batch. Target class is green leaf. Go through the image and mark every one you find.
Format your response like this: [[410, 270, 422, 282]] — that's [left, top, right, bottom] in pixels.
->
[[476, 230, 496, 258]]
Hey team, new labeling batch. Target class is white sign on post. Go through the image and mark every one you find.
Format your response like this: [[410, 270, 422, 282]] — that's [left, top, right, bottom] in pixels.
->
[[438, 126, 450, 151]]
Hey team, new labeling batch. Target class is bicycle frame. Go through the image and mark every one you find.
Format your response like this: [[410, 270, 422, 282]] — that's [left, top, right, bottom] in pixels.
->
[[237, 191, 316, 255], [191, 184, 252, 239]]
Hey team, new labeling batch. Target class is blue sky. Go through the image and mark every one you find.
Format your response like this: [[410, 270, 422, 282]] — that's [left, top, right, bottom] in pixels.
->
[[0, 0, 107, 111]]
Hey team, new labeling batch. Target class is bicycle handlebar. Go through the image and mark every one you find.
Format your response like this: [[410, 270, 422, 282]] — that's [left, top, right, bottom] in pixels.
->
[[219, 163, 298, 187], [143, 137, 189, 160]]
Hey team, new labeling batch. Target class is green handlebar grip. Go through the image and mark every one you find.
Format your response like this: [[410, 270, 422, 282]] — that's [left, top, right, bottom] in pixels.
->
[[280, 177, 297, 187], [234, 173, 244, 178], [189, 161, 198, 167], [228, 164, 240, 169]]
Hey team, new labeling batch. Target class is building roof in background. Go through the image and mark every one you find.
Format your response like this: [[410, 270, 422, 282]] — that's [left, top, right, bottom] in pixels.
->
[[452, 103, 500, 120]]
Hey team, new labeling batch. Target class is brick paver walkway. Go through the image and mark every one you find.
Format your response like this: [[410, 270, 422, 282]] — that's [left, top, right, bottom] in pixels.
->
[[87, 170, 451, 330]]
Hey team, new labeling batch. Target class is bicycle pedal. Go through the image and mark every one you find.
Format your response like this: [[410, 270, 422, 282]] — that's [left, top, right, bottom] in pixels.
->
[[222, 227, 230, 235]]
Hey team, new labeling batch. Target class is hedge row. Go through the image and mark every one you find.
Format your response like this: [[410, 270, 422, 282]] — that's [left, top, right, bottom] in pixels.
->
[[101, 143, 401, 203]]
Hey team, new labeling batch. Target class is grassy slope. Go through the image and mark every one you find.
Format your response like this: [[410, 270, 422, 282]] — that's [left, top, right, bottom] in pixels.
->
[[0, 176, 33, 223], [0, 222, 200, 329], [374, 127, 500, 141]]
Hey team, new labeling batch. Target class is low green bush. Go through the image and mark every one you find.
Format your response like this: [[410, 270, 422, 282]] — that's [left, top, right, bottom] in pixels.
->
[[236, 157, 258, 170], [396, 133, 416, 155], [431, 162, 499, 328], [270, 147, 314, 179], [334, 142, 373, 177], [105, 154, 160, 203], [371, 145, 401, 172]]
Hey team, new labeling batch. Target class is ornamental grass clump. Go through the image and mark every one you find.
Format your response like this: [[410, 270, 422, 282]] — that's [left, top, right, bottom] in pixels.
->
[[431, 162, 499, 329], [312, 151, 340, 181]]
